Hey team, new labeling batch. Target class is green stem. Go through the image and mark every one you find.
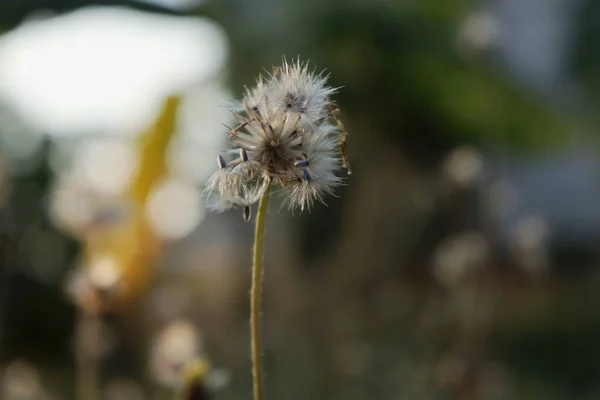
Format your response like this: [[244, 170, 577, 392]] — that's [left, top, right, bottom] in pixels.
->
[[251, 185, 271, 400]]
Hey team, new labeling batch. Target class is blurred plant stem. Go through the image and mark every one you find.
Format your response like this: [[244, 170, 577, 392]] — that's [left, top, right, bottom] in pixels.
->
[[75, 308, 101, 400], [251, 184, 271, 400], [72, 97, 181, 400]]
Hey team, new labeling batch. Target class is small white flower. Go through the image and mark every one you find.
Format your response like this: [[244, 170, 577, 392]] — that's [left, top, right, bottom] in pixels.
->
[[205, 57, 350, 219]]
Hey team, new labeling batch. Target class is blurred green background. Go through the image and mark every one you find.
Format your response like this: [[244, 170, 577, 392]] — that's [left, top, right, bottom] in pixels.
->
[[2, 0, 600, 399]]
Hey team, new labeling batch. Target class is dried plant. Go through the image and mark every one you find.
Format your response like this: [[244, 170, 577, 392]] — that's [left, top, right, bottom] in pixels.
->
[[206, 58, 350, 218], [205, 58, 350, 400]]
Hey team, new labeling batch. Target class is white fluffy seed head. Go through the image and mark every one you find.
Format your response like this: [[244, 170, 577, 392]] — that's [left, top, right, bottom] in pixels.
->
[[266, 59, 338, 126], [205, 58, 349, 218]]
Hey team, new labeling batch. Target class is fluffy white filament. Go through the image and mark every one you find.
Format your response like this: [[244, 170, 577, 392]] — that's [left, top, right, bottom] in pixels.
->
[[205, 58, 349, 219]]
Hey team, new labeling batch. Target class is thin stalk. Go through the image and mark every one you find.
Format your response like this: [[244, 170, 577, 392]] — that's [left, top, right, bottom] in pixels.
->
[[251, 185, 271, 400], [75, 308, 101, 400]]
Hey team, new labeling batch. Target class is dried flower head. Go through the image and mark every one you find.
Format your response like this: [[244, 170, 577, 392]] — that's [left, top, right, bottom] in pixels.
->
[[205, 58, 350, 220]]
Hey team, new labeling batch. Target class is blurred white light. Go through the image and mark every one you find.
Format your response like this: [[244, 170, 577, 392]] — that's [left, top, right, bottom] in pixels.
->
[[169, 81, 233, 184], [50, 177, 96, 235], [179, 80, 234, 147], [0, 6, 228, 136], [88, 256, 122, 290], [76, 138, 138, 196], [458, 11, 499, 54], [443, 145, 483, 188], [2, 360, 43, 399], [146, 179, 203, 240], [150, 320, 203, 387], [433, 231, 489, 286], [160, 322, 200, 360], [509, 214, 551, 276], [511, 215, 550, 253]]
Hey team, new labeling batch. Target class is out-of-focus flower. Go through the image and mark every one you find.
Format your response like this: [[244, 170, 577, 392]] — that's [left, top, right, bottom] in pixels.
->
[[149, 320, 229, 393], [457, 10, 500, 56], [1, 360, 46, 400], [150, 320, 203, 387], [87, 255, 122, 292], [443, 146, 483, 188], [205, 59, 350, 218], [66, 268, 103, 313], [65, 255, 123, 311], [433, 232, 489, 287], [509, 215, 551, 276]]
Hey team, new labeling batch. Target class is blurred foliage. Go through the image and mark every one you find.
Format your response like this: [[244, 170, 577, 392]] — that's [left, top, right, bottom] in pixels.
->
[[218, 0, 573, 166], [81, 97, 180, 309], [310, 1, 568, 154]]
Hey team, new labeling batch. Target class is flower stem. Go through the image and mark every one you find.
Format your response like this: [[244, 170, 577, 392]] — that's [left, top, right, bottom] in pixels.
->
[[75, 308, 101, 400], [251, 185, 271, 400]]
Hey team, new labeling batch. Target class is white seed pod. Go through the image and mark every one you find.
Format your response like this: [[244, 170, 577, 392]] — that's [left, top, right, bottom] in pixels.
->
[[205, 57, 349, 218]]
